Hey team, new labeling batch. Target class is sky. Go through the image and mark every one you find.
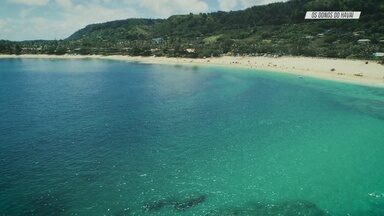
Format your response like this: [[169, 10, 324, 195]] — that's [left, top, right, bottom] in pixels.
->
[[0, 0, 285, 41]]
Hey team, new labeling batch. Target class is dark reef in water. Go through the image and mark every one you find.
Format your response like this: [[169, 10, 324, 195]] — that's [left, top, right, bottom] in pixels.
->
[[173, 194, 207, 210], [205, 200, 329, 216], [327, 95, 384, 121], [77, 172, 102, 183], [114, 208, 131, 216], [365, 194, 384, 216], [143, 194, 207, 212], [76, 160, 105, 183], [19, 192, 69, 216], [143, 198, 170, 212]]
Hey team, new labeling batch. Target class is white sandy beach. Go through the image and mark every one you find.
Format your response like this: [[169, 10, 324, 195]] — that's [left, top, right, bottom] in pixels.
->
[[1, 54, 384, 87]]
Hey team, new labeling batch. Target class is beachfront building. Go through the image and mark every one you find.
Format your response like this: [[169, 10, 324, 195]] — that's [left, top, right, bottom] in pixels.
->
[[373, 52, 384, 58], [186, 48, 196, 53]]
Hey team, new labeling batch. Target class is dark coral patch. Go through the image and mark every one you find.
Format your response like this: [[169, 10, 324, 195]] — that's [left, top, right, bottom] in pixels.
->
[[206, 200, 329, 216], [173, 194, 207, 211], [20, 192, 69, 216], [143, 194, 207, 212], [143, 199, 170, 212]]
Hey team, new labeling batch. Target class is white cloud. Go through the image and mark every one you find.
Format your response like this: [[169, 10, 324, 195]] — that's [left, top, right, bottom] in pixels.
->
[[240, 0, 286, 7], [1, 0, 289, 40], [218, 0, 238, 11], [1, 1, 139, 40], [8, 0, 50, 6], [0, 19, 7, 28], [53, 2, 139, 38], [239, 0, 256, 8], [136, 0, 209, 17], [217, 0, 286, 11], [0, 17, 49, 40], [19, 8, 32, 18], [55, 0, 73, 9]]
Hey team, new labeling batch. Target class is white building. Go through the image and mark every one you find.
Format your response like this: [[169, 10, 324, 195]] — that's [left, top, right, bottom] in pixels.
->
[[186, 48, 196, 53], [357, 39, 371, 43], [373, 52, 384, 57]]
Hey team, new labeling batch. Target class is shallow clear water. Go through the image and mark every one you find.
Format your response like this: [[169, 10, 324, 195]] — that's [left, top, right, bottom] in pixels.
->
[[0, 59, 383, 216]]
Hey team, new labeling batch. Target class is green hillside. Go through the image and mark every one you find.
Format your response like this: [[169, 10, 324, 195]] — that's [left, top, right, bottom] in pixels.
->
[[1, 0, 383, 60]]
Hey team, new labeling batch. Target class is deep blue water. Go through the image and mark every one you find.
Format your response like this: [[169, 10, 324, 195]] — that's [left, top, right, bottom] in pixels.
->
[[0, 58, 384, 216]]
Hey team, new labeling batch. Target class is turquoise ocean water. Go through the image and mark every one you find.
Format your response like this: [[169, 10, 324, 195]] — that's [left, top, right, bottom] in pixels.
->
[[0, 58, 383, 216]]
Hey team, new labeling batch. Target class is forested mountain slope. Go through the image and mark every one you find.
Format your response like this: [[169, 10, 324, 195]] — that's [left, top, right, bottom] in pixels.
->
[[1, 0, 383, 60]]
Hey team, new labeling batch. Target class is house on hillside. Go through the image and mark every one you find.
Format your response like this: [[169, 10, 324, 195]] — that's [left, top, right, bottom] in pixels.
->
[[353, 31, 365, 36], [152, 37, 164, 44], [357, 39, 371, 43]]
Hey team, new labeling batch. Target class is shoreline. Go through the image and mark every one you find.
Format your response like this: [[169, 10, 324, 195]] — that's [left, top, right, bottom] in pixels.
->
[[1, 54, 384, 87]]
